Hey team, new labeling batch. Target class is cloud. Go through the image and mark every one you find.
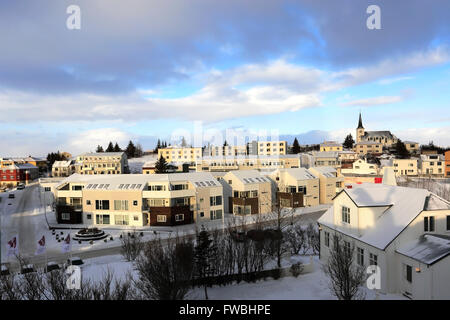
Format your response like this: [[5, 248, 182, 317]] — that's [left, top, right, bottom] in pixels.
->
[[377, 76, 414, 85], [340, 95, 404, 107]]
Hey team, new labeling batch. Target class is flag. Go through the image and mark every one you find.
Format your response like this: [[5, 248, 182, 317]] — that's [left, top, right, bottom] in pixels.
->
[[35, 235, 46, 255], [62, 234, 72, 253], [6, 235, 19, 257]]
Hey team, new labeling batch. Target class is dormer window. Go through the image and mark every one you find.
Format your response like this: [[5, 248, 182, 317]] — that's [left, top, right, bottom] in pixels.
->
[[342, 206, 351, 224]]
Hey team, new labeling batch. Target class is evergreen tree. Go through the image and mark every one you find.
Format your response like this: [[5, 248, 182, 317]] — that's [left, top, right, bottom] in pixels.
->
[[292, 138, 300, 154], [113, 142, 121, 152], [181, 136, 188, 147], [96, 145, 104, 153], [194, 226, 217, 300], [223, 140, 228, 147], [154, 155, 168, 173], [125, 140, 136, 158], [343, 134, 355, 149], [105, 142, 114, 152], [155, 139, 161, 153], [135, 143, 143, 158], [395, 139, 410, 159]]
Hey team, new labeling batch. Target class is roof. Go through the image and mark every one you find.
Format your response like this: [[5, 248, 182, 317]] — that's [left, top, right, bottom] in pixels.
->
[[424, 194, 450, 211], [275, 168, 318, 180], [356, 141, 383, 145], [318, 183, 431, 250], [363, 131, 395, 139], [57, 172, 221, 190], [52, 160, 72, 168], [79, 152, 125, 157], [225, 170, 271, 184], [309, 166, 337, 178], [357, 113, 364, 129], [310, 151, 339, 158], [320, 141, 342, 147], [403, 141, 419, 145], [4, 163, 38, 170], [396, 234, 450, 265]]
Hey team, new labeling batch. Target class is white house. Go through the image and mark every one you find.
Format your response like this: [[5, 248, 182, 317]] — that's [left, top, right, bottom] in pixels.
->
[[318, 183, 450, 299]]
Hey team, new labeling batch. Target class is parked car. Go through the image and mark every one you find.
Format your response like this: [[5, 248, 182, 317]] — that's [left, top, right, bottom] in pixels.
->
[[21, 264, 35, 274], [8, 193, 15, 199], [17, 184, 25, 190], [1, 265, 10, 276], [68, 257, 84, 266], [46, 261, 60, 272]]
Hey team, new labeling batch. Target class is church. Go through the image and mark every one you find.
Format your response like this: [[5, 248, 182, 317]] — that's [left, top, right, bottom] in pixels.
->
[[356, 113, 398, 147]]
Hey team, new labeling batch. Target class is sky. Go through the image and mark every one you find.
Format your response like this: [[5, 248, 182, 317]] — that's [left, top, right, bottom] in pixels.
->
[[1, 0, 449, 157]]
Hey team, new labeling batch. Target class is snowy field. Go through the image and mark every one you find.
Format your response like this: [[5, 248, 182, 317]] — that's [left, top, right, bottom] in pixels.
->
[[80, 254, 406, 300]]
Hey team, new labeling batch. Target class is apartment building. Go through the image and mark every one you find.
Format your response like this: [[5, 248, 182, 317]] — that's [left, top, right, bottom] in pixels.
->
[[354, 141, 383, 156], [52, 160, 76, 177], [223, 170, 272, 215], [196, 155, 300, 172], [338, 150, 360, 169], [1, 157, 47, 172], [392, 159, 419, 176], [75, 152, 129, 175], [320, 141, 343, 152], [420, 154, 445, 177], [318, 183, 450, 299], [51, 172, 224, 226], [309, 167, 344, 204], [268, 168, 320, 207], [158, 146, 202, 164], [256, 141, 287, 156], [0, 163, 39, 187], [445, 150, 450, 178], [300, 151, 341, 169], [205, 145, 247, 157]]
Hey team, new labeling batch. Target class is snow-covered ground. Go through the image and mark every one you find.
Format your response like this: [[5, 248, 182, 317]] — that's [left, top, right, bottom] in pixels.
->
[[79, 254, 406, 300], [128, 154, 158, 173]]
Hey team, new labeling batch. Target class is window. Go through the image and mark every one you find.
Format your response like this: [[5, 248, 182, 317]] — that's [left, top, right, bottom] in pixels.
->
[[115, 215, 129, 225], [96, 214, 110, 225], [175, 214, 184, 222], [114, 200, 129, 211], [86, 214, 92, 220], [406, 265, 412, 283], [369, 253, 378, 266], [157, 215, 167, 223], [357, 248, 364, 266], [44, 187, 51, 192], [210, 209, 223, 220], [95, 200, 110, 210], [447, 216, 450, 231], [324, 232, 330, 247], [86, 200, 91, 205], [424, 216, 435, 232], [134, 216, 139, 221], [133, 200, 138, 206], [200, 212, 204, 217], [210, 195, 222, 206], [342, 206, 351, 224], [61, 213, 70, 221], [343, 241, 351, 255]]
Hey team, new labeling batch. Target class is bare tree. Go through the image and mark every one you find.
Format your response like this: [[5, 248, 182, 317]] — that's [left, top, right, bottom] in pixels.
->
[[120, 231, 144, 261], [133, 235, 194, 300], [322, 235, 366, 300], [285, 223, 307, 255]]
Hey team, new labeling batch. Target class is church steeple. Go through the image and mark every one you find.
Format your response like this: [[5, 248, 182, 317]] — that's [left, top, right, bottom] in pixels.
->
[[357, 112, 364, 129]]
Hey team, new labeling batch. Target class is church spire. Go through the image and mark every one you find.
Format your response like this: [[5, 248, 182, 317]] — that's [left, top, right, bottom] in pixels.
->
[[357, 112, 364, 129]]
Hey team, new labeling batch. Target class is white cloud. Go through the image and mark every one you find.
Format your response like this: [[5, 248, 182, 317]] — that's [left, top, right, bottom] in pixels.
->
[[340, 95, 404, 107], [66, 128, 133, 155]]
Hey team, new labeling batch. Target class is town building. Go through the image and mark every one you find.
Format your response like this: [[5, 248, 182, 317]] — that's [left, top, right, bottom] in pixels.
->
[[392, 159, 419, 176], [268, 168, 320, 207], [356, 113, 398, 147], [338, 150, 360, 169], [300, 151, 341, 169], [320, 141, 343, 152], [445, 150, 450, 178], [195, 155, 301, 172], [341, 159, 379, 176], [0, 163, 39, 187], [157, 146, 203, 164], [75, 152, 129, 175], [256, 141, 287, 156], [205, 145, 247, 157], [404, 141, 420, 154], [52, 160, 76, 177], [309, 167, 344, 204], [420, 154, 445, 177], [354, 141, 383, 156], [51, 172, 224, 226], [223, 170, 273, 215], [318, 183, 450, 299]]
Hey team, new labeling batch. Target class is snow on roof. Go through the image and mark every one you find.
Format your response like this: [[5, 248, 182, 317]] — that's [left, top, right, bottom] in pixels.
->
[[309, 166, 337, 177], [311, 151, 339, 158], [397, 234, 450, 265], [79, 152, 125, 157], [52, 160, 72, 168], [424, 194, 450, 211], [319, 184, 431, 250], [276, 168, 318, 181], [225, 170, 270, 184]]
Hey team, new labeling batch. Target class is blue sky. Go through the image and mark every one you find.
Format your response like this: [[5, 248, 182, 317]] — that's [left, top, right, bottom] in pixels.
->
[[0, 0, 449, 156]]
